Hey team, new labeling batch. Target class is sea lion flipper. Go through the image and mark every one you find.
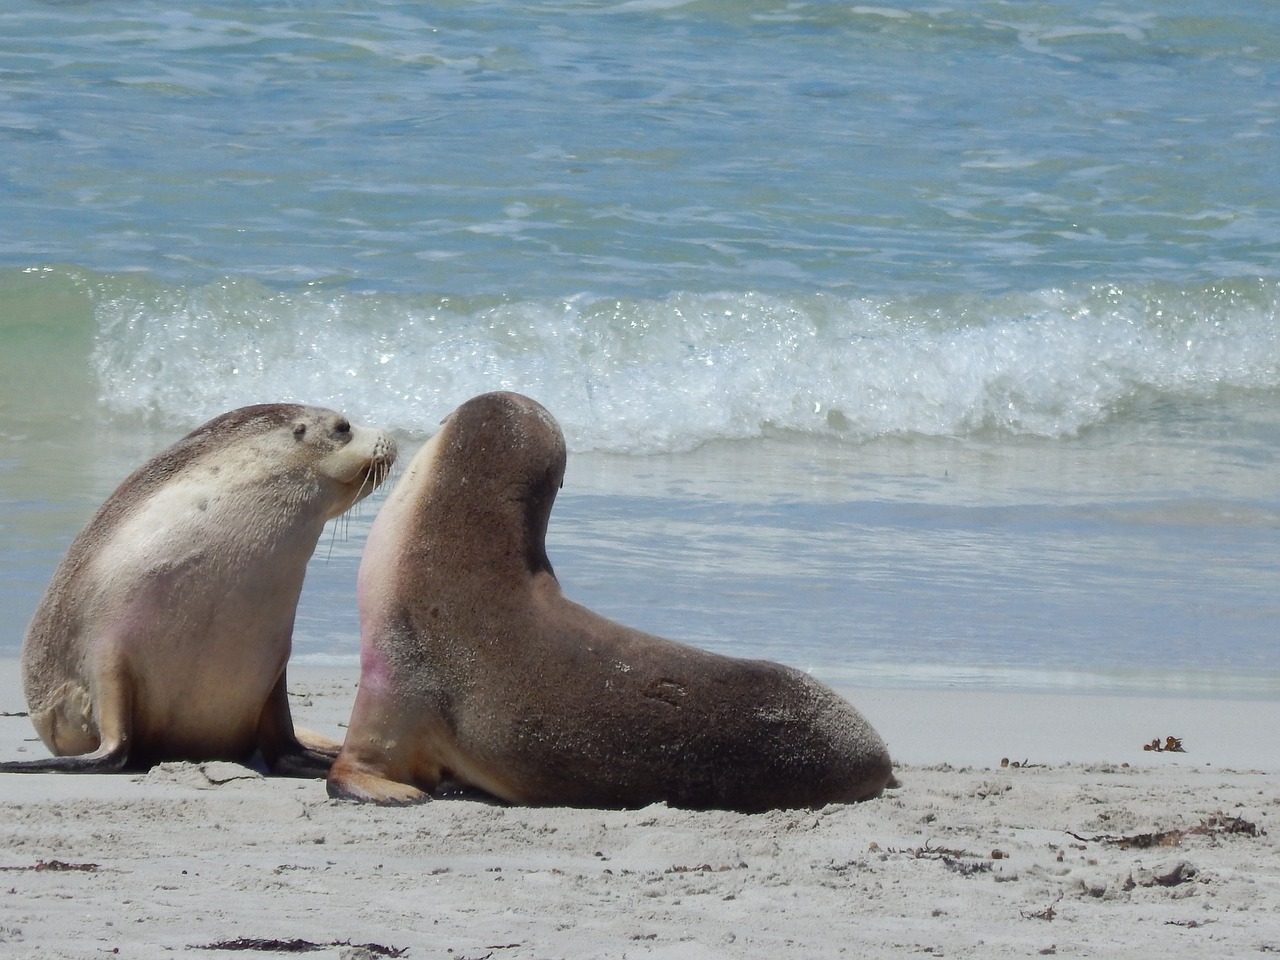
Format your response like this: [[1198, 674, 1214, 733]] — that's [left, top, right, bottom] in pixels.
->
[[1, 653, 135, 773], [268, 746, 339, 778], [326, 753, 429, 805], [294, 726, 342, 757], [271, 727, 342, 775], [254, 674, 338, 778], [0, 744, 130, 774], [326, 724, 431, 803]]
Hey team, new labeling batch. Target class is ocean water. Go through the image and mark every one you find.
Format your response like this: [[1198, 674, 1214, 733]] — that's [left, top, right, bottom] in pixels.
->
[[1, 1, 1278, 697]]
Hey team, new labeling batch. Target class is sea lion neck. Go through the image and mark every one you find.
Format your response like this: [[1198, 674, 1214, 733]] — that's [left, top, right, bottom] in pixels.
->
[[426, 439, 560, 578]]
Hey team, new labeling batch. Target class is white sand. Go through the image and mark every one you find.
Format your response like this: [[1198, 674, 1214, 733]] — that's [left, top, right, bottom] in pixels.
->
[[1, 661, 1277, 959]]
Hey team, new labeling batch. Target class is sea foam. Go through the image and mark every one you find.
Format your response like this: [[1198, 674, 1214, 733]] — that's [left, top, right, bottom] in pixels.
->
[[90, 276, 1280, 453]]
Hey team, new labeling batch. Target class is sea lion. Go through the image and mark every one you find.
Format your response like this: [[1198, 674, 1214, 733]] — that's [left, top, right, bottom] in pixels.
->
[[328, 391, 893, 811], [1, 404, 396, 776]]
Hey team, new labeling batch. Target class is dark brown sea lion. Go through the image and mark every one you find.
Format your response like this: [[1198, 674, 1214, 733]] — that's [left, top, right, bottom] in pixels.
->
[[329, 391, 892, 811]]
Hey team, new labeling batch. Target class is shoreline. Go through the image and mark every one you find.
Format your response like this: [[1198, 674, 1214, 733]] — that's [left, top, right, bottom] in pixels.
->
[[6, 661, 1279, 774], [2, 660, 1277, 958]]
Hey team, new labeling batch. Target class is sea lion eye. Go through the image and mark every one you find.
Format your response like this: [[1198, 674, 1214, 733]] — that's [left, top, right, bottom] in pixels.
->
[[334, 418, 351, 435], [292, 422, 307, 439]]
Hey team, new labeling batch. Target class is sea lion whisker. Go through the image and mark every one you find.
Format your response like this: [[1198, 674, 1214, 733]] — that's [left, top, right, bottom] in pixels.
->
[[324, 515, 342, 561]]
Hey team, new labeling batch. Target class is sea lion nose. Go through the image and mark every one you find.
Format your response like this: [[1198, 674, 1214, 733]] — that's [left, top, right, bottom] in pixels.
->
[[377, 433, 398, 464]]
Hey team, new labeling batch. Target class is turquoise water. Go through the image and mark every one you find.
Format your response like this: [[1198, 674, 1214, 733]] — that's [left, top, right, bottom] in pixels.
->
[[1, 1, 1278, 695]]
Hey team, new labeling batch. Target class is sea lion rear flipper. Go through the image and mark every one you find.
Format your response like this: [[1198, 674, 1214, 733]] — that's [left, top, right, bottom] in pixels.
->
[[0, 663, 134, 774]]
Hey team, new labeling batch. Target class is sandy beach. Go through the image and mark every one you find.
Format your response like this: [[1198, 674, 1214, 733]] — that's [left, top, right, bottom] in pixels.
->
[[1, 661, 1277, 959]]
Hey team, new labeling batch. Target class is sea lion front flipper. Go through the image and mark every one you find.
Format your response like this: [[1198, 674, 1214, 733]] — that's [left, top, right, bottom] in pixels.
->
[[326, 761, 430, 806], [294, 725, 342, 757], [254, 672, 334, 778], [268, 748, 338, 778]]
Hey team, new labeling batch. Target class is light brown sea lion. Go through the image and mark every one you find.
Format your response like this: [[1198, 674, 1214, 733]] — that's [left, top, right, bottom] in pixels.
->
[[0, 404, 396, 776], [328, 391, 893, 811]]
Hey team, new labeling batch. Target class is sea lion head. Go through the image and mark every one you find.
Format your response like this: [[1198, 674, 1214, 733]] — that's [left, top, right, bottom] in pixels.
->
[[382, 391, 564, 577], [285, 405, 398, 517], [166, 403, 398, 521]]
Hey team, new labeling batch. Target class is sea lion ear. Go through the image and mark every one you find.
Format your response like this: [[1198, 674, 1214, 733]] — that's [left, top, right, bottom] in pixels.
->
[[292, 421, 308, 439]]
